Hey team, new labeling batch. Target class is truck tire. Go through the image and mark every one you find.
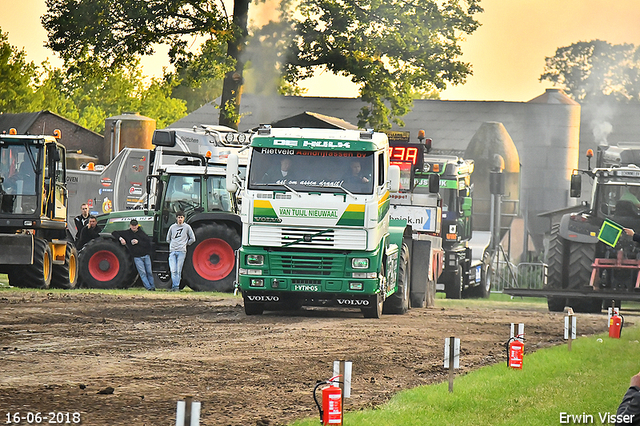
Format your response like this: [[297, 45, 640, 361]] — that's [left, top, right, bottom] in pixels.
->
[[362, 293, 383, 318], [13, 238, 52, 289], [546, 223, 567, 312], [469, 253, 492, 298], [244, 299, 264, 316], [183, 223, 240, 292], [383, 244, 410, 314], [51, 243, 78, 289], [78, 238, 137, 289], [445, 265, 464, 299]]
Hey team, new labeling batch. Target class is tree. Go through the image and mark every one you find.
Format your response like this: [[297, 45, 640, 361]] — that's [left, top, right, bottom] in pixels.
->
[[43, 0, 481, 130], [43, 0, 240, 127], [0, 29, 40, 113], [280, 0, 481, 129], [540, 40, 640, 103]]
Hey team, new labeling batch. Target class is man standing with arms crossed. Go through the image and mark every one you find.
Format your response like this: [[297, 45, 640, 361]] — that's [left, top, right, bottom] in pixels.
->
[[115, 219, 156, 291], [166, 211, 196, 292]]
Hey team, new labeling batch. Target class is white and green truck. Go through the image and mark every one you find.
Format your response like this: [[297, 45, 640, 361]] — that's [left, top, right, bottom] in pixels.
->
[[226, 126, 440, 317]]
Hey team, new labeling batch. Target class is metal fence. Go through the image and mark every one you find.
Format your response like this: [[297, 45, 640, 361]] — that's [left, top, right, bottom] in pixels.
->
[[490, 245, 547, 292]]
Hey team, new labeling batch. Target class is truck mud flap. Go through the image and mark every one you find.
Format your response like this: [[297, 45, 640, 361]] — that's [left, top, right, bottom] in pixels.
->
[[409, 239, 431, 302], [0, 234, 34, 264]]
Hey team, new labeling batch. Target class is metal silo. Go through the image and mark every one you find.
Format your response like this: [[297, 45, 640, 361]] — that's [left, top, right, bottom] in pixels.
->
[[464, 122, 520, 236], [103, 112, 156, 163], [522, 88, 581, 252]]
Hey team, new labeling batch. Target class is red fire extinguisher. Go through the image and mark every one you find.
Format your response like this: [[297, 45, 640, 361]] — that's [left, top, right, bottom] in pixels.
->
[[506, 335, 524, 369], [609, 312, 624, 339], [314, 375, 342, 425]]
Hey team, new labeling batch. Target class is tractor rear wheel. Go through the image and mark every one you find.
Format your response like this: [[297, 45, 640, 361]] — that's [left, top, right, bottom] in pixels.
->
[[51, 242, 78, 289], [546, 223, 567, 312], [566, 241, 600, 313], [78, 238, 136, 289], [183, 223, 240, 292]]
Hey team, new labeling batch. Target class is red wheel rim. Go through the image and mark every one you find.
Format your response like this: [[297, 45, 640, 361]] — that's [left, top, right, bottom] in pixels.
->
[[87, 250, 120, 282], [192, 238, 234, 281]]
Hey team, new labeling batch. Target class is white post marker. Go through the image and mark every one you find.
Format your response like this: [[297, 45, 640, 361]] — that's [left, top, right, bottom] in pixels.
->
[[564, 311, 576, 351], [510, 323, 525, 341], [176, 398, 201, 426], [343, 361, 352, 399], [444, 337, 460, 392]]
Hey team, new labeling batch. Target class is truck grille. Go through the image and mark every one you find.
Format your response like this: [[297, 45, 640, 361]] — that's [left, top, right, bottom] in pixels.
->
[[249, 225, 367, 249], [271, 254, 345, 276]]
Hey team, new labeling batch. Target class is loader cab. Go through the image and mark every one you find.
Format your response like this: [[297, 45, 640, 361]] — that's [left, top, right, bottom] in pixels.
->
[[0, 133, 67, 222]]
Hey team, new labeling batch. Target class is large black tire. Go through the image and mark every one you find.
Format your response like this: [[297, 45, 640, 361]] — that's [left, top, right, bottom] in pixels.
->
[[183, 223, 241, 292], [78, 238, 137, 289], [51, 243, 78, 289], [566, 241, 600, 313], [362, 263, 385, 319], [445, 265, 464, 299], [546, 223, 567, 312], [362, 293, 383, 318], [469, 253, 492, 298], [244, 299, 264, 316], [11, 238, 52, 289], [383, 244, 410, 314]]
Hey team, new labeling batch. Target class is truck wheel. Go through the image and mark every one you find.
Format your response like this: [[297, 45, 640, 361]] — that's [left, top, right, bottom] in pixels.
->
[[78, 238, 137, 289], [15, 238, 52, 289], [51, 243, 78, 289], [362, 293, 383, 318], [383, 244, 410, 314], [469, 253, 492, 298], [445, 265, 464, 299], [183, 223, 240, 292], [244, 300, 264, 315], [546, 223, 567, 312]]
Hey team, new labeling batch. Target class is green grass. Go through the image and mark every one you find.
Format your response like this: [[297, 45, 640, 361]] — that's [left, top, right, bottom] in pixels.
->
[[292, 326, 640, 426]]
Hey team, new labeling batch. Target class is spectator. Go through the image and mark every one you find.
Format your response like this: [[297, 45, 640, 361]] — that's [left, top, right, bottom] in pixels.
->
[[76, 216, 101, 250], [114, 219, 156, 291], [166, 211, 196, 292], [74, 203, 90, 237], [615, 370, 640, 426]]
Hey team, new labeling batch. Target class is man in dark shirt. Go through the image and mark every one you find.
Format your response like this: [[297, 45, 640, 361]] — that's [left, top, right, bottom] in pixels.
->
[[76, 216, 101, 250], [114, 219, 155, 291], [616, 370, 640, 425], [74, 204, 90, 239]]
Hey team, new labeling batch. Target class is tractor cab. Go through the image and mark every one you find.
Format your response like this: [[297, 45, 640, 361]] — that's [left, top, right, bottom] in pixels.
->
[[0, 129, 67, 227]]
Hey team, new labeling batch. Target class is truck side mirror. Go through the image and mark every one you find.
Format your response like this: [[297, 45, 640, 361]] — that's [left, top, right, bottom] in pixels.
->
[[428, 174, 440, 194], [388, 165, 401, 193], [570, 173, 581, 198], [226, 153, 239, 193]]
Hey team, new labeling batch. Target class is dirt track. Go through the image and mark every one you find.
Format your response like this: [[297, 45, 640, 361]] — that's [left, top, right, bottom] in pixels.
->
[[0, 290, 614, 426]]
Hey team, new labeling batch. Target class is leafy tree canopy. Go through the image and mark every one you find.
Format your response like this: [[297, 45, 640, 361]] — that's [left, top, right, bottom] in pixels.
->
[[540, 40, 640, 103], [0, 29, 40, 113], [42, 0, 481, 130]]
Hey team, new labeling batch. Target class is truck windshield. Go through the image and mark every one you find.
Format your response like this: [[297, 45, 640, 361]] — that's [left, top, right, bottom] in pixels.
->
[[0, 143, 39, 214], [597, 183, 640, 218], [248, 149, 375, 194]]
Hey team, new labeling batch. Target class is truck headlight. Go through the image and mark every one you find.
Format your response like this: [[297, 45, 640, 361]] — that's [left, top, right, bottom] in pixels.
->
[[349, 282, 364, 290], [246, 254, 264, 266], [250, 278, 264, 287], [352, 258, 369, 269]]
